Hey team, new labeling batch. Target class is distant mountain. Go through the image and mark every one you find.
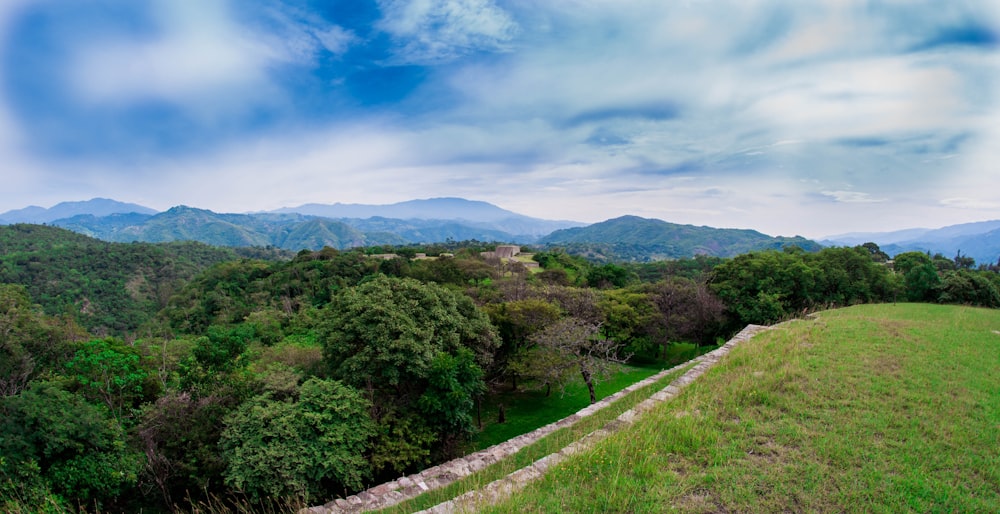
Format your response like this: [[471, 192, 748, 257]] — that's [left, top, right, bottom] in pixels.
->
[[0, 198, 157, 224], [538, 215, 822, 261], [278, 218, 404, 250], [56, 206, 338, 250], [46, 206, 524, 251], [336, 217, 526, 243], [822, 220, 1000, 265], [271, 197, 584, 236], [820, 228, 934, 247]]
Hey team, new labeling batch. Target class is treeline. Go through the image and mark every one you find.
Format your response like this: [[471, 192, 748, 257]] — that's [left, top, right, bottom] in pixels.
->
[[710, 246, 1000, 327], [2, 228, 998, 512]]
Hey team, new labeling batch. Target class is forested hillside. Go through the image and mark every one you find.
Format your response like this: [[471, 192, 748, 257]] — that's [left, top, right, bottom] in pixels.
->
[[539, 215, 822, 261], [2, 228, 998, 513], [0, 224, 287, 335]]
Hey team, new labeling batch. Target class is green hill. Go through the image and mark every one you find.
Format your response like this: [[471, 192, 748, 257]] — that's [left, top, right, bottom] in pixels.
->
[[538, 215, 821, 261], [482, 303, 1000, 513], [0, 224, 245, 335]]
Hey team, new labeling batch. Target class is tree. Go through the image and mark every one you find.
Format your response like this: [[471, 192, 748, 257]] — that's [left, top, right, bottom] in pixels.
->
[[586, 263, 636, 289], [220, 378, 374, 503], [709, 251, 805, 325], [598, 288, 657, 359], [64, 338, 152, 422], [893, 251, 941, 302], [0, 284, 84, 397], [136, 391, 237, 508], [953, 250, 976, 270], [860, 242, 890, 263], [642, 277, 726, 350], [484, 298, 562, 389], [936, 270, 1000, 307], [0, 380, 143, 507], [317, 275, 498, 473], [529, 317, 629, 404]]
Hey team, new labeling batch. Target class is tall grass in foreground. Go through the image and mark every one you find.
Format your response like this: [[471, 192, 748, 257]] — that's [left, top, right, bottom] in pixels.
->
[[483, 303, 1000, 513], [375, 364, 693, 513]]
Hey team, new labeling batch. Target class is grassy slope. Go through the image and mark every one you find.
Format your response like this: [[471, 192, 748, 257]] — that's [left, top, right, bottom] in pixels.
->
[[483, 303, 1000, 513]]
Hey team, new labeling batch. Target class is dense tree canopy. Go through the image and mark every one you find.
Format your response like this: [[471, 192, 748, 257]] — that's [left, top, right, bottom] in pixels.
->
[[220, 378, 375, 503], [2, 227, 998, 513], [318, 275, 499, 474], [709, 246, 900, 326]]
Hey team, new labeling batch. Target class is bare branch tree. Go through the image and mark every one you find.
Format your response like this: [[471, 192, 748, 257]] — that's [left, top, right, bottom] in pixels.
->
[[529, 317, 631, 403]]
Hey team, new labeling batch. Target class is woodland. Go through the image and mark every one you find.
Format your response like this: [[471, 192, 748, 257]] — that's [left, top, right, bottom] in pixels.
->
[[1, 223, 999, 512]]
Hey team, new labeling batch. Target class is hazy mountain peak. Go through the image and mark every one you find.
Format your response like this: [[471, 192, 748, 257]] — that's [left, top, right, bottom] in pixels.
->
[[274, 197, 525, 222], [0, 198, 158, 224]]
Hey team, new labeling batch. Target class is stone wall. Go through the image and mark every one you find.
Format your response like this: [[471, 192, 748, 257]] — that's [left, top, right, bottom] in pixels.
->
[[304, 324, 770, 514]]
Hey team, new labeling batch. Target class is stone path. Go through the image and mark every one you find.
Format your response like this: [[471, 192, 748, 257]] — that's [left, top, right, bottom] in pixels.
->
[[303, 324, 770, 514]]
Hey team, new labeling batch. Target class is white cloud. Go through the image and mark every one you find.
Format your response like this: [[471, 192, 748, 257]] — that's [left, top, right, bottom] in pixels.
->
[[940, 197, 1000, 209], [377, 0, 519, 64], [69, 1, 276, 108], [821, 191, 887, 204], [67, 0, 356, 117], [312, 25, 356, 55]]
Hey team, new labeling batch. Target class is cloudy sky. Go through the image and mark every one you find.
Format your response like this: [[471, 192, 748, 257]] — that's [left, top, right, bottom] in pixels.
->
[[1, 0, 998, 238]]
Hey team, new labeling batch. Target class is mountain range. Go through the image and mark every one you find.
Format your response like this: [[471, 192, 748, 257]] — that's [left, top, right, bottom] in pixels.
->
[[821, 220, 1000, 266], [0, 198, 591, 250], [2, 198, 998, 264]]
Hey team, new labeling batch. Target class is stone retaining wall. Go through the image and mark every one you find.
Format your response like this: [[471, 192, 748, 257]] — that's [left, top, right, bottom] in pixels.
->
[[304, 324, 770, 514]]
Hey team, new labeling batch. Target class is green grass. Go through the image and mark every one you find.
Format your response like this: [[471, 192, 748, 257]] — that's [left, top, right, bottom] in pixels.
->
[[482, 303, 1000, 513], [470, 361, 668, 450], [375, 363, 693, 513]]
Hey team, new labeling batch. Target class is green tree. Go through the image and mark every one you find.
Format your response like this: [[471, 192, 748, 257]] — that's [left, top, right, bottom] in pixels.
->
[[598, 288, 657, 359], [936, 270, 1000, 307], [0, 381, 142, 507], [894, 252, 941, 302], [484, 298, 562, 390], [64, 338, 152, 422], [585, 263, 637, 289], [0, 284, 84, 397], [860, 242, 890, 263], [318, 275, 498, 473], [953, 251, 976, 270], [709, 251, 803, 325], [220, 378, 374, 503]]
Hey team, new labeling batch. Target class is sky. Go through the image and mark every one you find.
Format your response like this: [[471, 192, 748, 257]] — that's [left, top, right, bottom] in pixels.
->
[[0, 0, 998, 238]]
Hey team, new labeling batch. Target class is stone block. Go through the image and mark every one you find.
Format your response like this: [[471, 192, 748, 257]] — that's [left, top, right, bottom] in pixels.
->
[[508, 466, 542, 485], [382, 490, 406, 505], [467, 457, 488, 472]]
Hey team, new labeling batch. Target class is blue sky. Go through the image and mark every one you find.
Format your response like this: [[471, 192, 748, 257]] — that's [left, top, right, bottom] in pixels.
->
[[0, 0, 998, 238]]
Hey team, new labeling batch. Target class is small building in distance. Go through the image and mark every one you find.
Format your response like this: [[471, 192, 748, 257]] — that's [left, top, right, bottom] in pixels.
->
[[482, 245, 521, 260]]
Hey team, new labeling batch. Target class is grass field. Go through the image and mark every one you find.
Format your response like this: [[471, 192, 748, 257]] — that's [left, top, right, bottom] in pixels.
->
[[481, 303, 1000, 513]]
